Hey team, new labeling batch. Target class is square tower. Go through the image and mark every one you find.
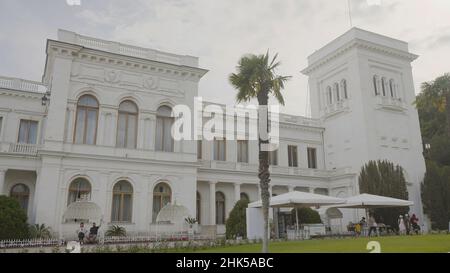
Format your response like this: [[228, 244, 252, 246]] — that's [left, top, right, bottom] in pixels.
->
[[302, 28, 427, 228]]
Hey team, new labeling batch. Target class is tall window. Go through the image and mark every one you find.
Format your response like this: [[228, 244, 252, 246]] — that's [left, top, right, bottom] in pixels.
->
[[196, 192, 201, 224], [389, 79, 395, 98], [197, 140, 202, 160], [341, 79, 348, 99], [18, 120, 38, 144], [214, 138, 226, 161], [373, 75, 379, 96], [152, 182, 172, 222], [381, 77, 387, 96], [10, 184, 30, 213], [326, 86, 333, 105], [111, 181, 133, 223], [288, 145, 298, 167], [216, 191, 226, 225], [156, 106, 174, 152], [68, 178, 91, 205], [237, 140, 249, 163], [269, 150, 278, 166], [334, 83, 340, 102], [307, 147, 317, 169], [117, 100, 138, 149], [74, 95, 98, 145]]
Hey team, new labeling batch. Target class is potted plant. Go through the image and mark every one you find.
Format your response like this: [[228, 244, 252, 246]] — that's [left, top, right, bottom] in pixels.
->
[[185, 217, 198, 234]]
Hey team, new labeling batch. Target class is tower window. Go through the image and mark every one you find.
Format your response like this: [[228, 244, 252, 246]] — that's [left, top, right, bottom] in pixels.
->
[[326, 86, 333, 105], [334, 83, 340, 102], [373, 75, 379, 96]]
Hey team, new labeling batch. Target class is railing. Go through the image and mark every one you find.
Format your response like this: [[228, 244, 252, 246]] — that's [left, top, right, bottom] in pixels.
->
[[8, 143, 39, 156], [0, 76, 47, 93], [58, 29, 199, 67], [0, 238, 61, 249], [102, 233, 215, 245], [323, 100, 349, 118], [376, 96, 407, 111]]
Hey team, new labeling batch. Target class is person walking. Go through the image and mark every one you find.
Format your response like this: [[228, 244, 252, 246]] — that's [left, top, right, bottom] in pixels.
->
[[368, 215, 378, 237], [410, 214, 420, 235], [398, 215, 406, 235], [404, 214, 411, 235]]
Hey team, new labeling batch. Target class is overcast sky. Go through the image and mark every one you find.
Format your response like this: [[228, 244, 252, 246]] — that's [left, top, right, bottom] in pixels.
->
[[1, 0, 450, 116]]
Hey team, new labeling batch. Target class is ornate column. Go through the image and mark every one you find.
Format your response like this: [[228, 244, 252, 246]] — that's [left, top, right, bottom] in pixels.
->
[[234, 183, 241, 204], [65, 103, 76, 143], [209, 181, 217, 225]]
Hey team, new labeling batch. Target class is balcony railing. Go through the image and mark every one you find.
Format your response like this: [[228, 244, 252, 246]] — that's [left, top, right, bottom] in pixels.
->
[[0, 76, 47, 93], [376, 96, 407, 111], [322, 100, 349, 118], [8, 143, 39, 156], [200, 160, 352, 178]]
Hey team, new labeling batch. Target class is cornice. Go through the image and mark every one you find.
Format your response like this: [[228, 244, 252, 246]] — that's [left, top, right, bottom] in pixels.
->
[[302, 39, 418, 75], [47, 40, 208, 82], [0, 88, 44, 100]]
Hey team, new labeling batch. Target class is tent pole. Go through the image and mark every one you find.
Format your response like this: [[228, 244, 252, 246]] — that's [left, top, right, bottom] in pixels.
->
[[295, 207, 299, 239]]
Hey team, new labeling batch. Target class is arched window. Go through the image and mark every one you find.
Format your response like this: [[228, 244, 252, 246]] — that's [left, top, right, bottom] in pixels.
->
[[341, 79, 348, 99], [111, 181, 133, 223], [10, 184, 30, 212], [156, 106, 174, 152], [326, 86, 333, 105], [240, 192, 249, 202], [216, 191, 226, 225], [74, 95, 99, 145], [117, 100, 138, 148], [196, 192, 201, 224], [152, 182, 172, 222], [334, 83, 340, 102], [381, 77, 387, 96], [373, 75, 379, 96], [68, 178, 91, 205], [389, 79, 395, 98]]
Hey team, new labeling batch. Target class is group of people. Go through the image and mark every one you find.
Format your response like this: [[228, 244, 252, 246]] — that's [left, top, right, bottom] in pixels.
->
[[398, 213, 420, 235], [76, 221, 102, 244]]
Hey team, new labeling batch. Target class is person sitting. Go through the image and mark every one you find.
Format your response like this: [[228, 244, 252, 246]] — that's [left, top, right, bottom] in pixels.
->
[[410, 214, 421, 235], [86, 222, 101, 243]]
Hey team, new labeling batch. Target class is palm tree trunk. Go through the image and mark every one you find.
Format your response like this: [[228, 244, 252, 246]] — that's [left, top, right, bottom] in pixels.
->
[[257, 90, 270, 253]]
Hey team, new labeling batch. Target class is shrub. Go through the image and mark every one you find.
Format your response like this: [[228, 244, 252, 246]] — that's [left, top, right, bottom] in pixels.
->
[[225, 199, 249, 239], [291, 207, 322, 224], [105, 225, 126, 237], [0, 195, 29, 240], [29, 224, 52, 239]]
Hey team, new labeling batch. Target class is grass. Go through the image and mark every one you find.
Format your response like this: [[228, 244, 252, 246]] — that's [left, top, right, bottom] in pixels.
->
[[192, 235, 450, 253]]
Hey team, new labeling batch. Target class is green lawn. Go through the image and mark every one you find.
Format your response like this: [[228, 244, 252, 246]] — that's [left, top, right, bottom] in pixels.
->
[[193, 235, 450, 253]]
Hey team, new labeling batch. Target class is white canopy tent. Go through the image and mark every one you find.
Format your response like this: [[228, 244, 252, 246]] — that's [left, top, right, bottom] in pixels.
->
[[247, 191, 346, 239]]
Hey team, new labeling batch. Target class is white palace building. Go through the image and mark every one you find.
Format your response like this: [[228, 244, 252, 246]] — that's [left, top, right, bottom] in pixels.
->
[[0, 28, 428, 238]]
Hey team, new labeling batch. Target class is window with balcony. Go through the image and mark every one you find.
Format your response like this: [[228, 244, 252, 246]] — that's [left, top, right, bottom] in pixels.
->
[[341, 79, 348, 99], [326, 86, 333, 105], [307, 147, 317, 169], [68, 178, 91, 205], [288, 145, 298, 167], [381, 77, 387, 96], [214, 138, 226, 161], [18, 120, 38, 144], [74, 95, 98, 145], [111, 180, 133, 223], [334, 83, 340, 102], [156, 106, 174, 152], [117, 100, 138, 149], [237, 140, 249, 163]]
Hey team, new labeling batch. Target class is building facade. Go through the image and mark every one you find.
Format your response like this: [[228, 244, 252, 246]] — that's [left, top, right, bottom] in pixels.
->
[[0, 28, 427, 237]]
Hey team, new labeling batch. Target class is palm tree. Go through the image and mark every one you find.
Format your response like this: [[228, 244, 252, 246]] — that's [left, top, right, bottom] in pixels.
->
[[416, 73, 450, 136], [29, 224, 52, 239], [229, 51, 291, 253]]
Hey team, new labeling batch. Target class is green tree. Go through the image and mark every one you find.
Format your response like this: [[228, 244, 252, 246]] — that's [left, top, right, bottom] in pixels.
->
[[225, 199, 250, 239], [415, 73, 450, 137], [0, 195, 29, 240], [291, 207, 322, 225], [358, 160, 409, 229], [29, 224, 53, 239], [229, 51, 291, 253], [421, 160, 450, 230]]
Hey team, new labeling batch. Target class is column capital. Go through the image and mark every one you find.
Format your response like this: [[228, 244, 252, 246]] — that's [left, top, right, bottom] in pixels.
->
[[209, 180, 218, 185]]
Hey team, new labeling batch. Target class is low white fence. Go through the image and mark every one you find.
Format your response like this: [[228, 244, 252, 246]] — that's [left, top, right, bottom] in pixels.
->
[[0, 238, 61, 249]]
